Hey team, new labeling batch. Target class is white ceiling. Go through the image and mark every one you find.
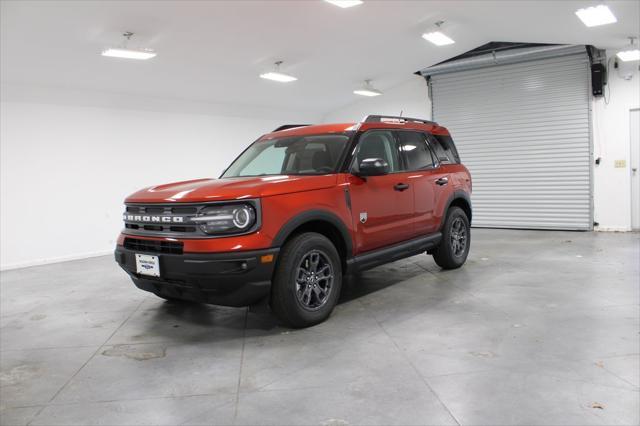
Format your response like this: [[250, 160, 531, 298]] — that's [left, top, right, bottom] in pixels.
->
[[1, 0, 639, 115]]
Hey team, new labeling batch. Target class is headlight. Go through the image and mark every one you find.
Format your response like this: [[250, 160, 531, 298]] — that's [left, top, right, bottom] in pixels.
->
[[192, 204, 257, 235]]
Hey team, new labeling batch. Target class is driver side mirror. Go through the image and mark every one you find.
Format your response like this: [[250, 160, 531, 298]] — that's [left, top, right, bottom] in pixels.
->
[[355, 158, 389, 177]]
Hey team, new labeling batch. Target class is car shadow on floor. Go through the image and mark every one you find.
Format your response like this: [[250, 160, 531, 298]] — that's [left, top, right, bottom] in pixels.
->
[[339, 269, 416, 304], [137, 257, 445, 340]]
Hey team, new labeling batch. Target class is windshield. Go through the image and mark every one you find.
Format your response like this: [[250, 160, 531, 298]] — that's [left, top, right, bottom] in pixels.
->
[[221, 133, 351, 178]]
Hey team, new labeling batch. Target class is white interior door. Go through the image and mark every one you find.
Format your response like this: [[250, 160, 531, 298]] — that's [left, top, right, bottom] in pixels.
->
[[631, 109, 640, 230]]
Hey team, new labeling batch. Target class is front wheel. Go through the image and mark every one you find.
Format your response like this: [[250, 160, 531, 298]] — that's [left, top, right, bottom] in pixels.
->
[[432, 206, 470, 269], [270, 232, 342, 328]]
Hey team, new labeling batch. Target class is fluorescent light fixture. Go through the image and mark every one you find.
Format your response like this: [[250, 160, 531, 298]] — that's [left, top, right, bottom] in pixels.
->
[[260, 61, 298, 83], [575, 5, 617, 27], [324, 0, 363, 8], [102, 32, 156, 60], [422, 31, 455, 46], [260, 72, 297, 83], [353, 88, 382, 97], [259, 72, 298, 83], [617, 49, 640, 62], [354, 79, 382, 97], [102, 48, 156, 60]]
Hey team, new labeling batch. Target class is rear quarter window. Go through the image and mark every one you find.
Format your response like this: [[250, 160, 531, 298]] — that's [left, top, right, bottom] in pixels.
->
[[429, 134, 460, 164]]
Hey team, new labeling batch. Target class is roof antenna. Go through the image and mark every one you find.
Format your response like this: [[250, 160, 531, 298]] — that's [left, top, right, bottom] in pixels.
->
[[399, 110, 403, 117]]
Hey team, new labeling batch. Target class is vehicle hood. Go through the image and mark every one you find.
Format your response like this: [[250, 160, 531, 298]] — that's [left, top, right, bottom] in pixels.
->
[[125, 175, 338, 203]]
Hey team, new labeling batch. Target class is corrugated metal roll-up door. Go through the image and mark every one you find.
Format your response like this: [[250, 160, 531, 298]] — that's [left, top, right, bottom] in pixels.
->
[[428, 48, 592, 230]]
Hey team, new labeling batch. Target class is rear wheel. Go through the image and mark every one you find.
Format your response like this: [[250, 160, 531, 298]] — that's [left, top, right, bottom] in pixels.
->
[[271, 232, 342, 328], [432, 206, 470, 269]]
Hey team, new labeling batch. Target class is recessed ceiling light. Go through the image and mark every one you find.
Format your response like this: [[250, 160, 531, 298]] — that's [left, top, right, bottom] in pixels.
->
[[422, 31, 455, 46], [354, 79, 382, 97], [575, 5, 617, 27], [260, 61, 298, 83], [617, 37, 640, 62], [617, 49, 640, 62], [102, 48, 156, 60], [324, 0, 363, 8], [101, 32, 156, 60]]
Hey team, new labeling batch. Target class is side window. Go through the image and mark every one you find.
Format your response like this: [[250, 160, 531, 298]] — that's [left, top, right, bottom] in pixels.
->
[[429, 134, 460, 164], [398, 131, 435, 170], [352, 130, 401, 173]]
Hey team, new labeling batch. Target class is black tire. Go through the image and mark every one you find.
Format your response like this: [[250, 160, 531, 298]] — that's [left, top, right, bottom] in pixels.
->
[[432, 207, 470, 270], [271, 232, 342, 328]]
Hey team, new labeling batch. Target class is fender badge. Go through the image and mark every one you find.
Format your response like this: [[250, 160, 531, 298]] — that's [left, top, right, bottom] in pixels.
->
[[360, 212, 368, 224]]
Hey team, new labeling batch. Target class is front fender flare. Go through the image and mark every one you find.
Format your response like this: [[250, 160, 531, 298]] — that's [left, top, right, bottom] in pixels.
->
[[271, 209, 353, 256]]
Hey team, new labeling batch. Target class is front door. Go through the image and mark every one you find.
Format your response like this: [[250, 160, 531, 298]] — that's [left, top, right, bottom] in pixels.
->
[[347, 130, 415, 253]]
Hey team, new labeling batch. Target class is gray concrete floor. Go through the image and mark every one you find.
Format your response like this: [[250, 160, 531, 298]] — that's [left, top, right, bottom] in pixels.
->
[[0, 229, 638, 426]]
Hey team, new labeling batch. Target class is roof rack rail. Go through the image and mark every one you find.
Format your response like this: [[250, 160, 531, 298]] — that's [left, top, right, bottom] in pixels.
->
[[362, 115, 437, 126], [272, 124, 312, 132]]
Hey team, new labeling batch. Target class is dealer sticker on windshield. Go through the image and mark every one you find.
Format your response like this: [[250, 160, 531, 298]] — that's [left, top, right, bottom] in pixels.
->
[[135, 254, 160, 277]]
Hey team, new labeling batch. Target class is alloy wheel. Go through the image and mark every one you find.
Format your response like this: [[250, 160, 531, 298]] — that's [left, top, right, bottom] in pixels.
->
[[295, 250, 334, 311], [450, 217, 467, 257]]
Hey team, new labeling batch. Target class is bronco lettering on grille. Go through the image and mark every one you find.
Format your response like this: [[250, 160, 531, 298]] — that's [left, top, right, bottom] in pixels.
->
[[123, 214, 185, 223]]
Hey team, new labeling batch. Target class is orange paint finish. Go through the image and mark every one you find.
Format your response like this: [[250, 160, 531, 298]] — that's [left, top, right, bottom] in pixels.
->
[[126, 174, 338, 204], [117, 120, 470, 258], [119, 175, 355, 254]]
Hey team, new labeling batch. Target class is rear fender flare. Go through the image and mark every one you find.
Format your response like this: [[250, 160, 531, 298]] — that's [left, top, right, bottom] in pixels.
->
[[440, 191, 472, 230]]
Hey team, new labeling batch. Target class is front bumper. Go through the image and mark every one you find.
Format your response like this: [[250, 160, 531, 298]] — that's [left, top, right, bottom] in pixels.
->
[[114, 245, 279, 306]]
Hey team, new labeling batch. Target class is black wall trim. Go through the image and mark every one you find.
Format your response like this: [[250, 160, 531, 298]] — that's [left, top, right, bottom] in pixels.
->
[[271, 209, 353, 255], [346, 233, 441, 273]]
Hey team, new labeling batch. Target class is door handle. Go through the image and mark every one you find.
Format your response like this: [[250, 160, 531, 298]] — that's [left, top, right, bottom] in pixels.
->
[[435, 177, 449, 186], [394, 183, 410, 192]]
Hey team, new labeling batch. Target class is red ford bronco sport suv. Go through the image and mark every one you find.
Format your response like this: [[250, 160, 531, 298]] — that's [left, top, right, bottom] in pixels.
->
[[115, 115, 472, 327]]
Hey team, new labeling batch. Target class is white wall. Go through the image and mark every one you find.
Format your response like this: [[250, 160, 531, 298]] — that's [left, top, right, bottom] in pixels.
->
[[0, 88, 318, 270], [323, 75, 431, 122], [592, 54, 640, 231]]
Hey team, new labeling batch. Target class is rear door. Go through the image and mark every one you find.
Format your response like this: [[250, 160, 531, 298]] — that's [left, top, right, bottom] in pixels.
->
[[347, 130, 415, 253], [397, 131, 440, 236]]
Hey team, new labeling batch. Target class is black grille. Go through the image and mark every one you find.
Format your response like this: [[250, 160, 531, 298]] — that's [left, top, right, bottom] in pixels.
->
[[126, 205, 195, 214], [125, 223, 195, 233], [172, 206, 198, 214], [145, 207, 165, 214], [169, 226, 196, 232], [124, 238, 184, 254]]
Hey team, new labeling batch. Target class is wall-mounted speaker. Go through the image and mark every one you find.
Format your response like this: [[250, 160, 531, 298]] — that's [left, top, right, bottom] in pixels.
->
[[591, 63, 606, 97]]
